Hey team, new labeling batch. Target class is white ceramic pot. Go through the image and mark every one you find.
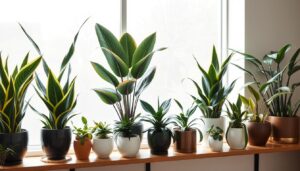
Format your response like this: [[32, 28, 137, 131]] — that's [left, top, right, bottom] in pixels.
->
[[92, 137, 114, 158], [226, 127, 247, 149], [208, 136, 223, 152], [116, 135, 141, 157], [202, 117, 225, 145]]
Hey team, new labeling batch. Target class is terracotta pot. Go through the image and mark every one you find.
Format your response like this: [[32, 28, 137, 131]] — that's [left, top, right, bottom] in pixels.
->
[[268, 116, 299, 144], [247, 121, 271, 146], [73, 138, 92, 160], [174, 129, 196, 153]]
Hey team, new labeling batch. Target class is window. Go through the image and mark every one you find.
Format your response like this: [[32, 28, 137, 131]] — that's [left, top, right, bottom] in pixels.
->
[[0, 0, 224, 151]]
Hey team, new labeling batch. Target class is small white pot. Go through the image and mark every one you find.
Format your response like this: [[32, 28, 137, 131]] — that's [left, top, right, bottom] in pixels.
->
[[202, 117, 225, 145], [226, 127, 247, 149], [116, 135, 140, 157], [92, 137, 113, 158], [208, 136, 223, 152]]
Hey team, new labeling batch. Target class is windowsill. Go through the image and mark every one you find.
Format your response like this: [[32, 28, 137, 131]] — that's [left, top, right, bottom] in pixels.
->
[[2, 142, 300, 171]]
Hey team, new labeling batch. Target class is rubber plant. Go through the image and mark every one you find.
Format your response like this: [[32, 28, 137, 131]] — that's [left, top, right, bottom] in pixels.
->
[[92, 23, 166, 122], [0, 53, 41, 133], [190, 46, 236, 118], [232, 44, 300, 117]]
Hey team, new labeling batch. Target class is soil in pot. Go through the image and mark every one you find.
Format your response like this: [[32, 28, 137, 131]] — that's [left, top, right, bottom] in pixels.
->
[[148, 128, 172, 155], [268, 116, 299, 144], [41, 127, 71, 160], [73, 138, 92, 160], [174, 129, 196, 153], [0, 129, 28, 165], [92, 138, 113, 158], [247, 121, 271, 146]]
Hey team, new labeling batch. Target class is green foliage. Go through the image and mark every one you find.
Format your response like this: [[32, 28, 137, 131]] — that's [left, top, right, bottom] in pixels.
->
[[72, 117, 93, 144], [93, 23, 166, 121], [232, 44, 300, 117], [21, 19, 88, 129], [172, 99, 203, 141], [226, 95, 248, 128], [207, 125, 223, 141], [141, 98, 172, 131], [92, 121, 112, 139], [191, 46, 236, 118], [0, 53, 41, 133], [0, 144, 15, 166], [114, 115, 140, 138]]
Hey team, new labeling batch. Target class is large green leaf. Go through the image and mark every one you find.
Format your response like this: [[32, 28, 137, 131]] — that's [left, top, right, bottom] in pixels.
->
[[91, 62, 119, 87], [15, 57, 42, 93], [140, 100, 156, 114], [117, 79, 136, 95], [101, 48, 129, 77], [288, 48, 300, 76], [247, 85, 260, 101], [211, 46, 219, 72], [94, 88, 121, 105], [135, 67, 156, 96], [120, 33, 136, 67], [275, 44, 291, 64], [54, 80, 76, 115], [95, 23, 129, 66], [47, 71, 64, 105], [132, 33, 156, 65]]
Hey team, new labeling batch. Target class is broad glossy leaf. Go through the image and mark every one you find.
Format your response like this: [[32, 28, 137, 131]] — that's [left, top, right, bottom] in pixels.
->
[[288, 48, 300, 76], [132, 33, 156, 65], [47, 71, 64, 105], [95, 23, 129, 66], [276, 44, 291, 64], [101, 48, 129, 77], [91, 62, 119, 87], [140, 100, 156, 114], [117, 79, 136, 95], [120, 33, 136, 67], [135, 67, 156, 96], [94, 88, 121, 105]]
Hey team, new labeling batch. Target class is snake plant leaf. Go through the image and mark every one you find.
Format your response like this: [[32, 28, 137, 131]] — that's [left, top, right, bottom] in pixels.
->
[[211, 46, 219, 72], [116, 79, 136, 95], [0, 83, 6, 108], [35, 74, 46, 96], [120, 33, 136, 67], [15, 57, 42, 93], [131, 47, 166, 79], [18, 76, 33, 100], [47, 71, 64, 105], [21, 52, 30, 68], [101, 48, 129, 77], [288, 48, 300, 76], [132, 33, 156, 65], [19, 23, 42, 56], [12, 66, 18, 79], [94, 88, 121, 105], [275, 44, 291, 64], [140, 100, 156, 115], [54, 80, 76, 115], [95, 23, 129, 66], [91, 62, 119, 87], [0, 57, 9, 88], [135, 67, 156, 96], [208, 65, 217, 83], [247, 85, 260, 101], [63, 65, 72, 94]]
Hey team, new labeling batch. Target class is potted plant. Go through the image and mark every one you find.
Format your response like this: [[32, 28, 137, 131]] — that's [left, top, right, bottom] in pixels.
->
[[233, 44, 300, 143], [0, 52, 41, 165], [92, 121, 113, 158], [207, 126, 223, 152], [190, 46, 236, 144], [140, 98, 173, 155], [240, 86, 271, 146], [72, 117, 93, 160], [225, 95, 248, 150], [172, 99, 203, 153], [92, 23, 166, 139], [114, 116, 141, 158], [20, 19, 87, 160]]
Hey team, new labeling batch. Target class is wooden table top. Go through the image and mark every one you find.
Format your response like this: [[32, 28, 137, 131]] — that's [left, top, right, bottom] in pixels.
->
[[2, 143, 300, 171]]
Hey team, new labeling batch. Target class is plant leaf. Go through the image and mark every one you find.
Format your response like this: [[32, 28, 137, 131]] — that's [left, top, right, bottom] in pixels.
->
[[116, 79, 136, 95], [132, 33, 156, 65], [120, 33, 136, 67], [91, 62, 119, 87], [94, 88, 121, 105]]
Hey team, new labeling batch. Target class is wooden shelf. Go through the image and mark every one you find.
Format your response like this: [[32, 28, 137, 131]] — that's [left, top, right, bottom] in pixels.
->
[[2, 143, 300, 171]]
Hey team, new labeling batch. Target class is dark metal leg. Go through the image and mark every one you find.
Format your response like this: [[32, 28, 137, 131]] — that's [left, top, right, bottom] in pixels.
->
[[145, 162, 151, 171], [254, 154, 259, 171], [70, 168, 75, 171]]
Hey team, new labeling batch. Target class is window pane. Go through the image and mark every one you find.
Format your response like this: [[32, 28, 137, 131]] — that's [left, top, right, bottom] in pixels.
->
[[127, 0, 221, 108], [0, 0, 120, 149]]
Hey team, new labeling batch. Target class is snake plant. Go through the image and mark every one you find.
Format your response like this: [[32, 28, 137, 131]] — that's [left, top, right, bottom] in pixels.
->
[[232, 44, 300, 117], [0, 53, 41, 133], [20, 19, 88, 129], [92, 23, 166, 121], [190, 46, 236, 118]]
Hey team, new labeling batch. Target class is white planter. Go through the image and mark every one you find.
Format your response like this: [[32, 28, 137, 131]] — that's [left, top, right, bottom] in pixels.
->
[[92, 137, 114, 158], [202, 117, 225, 145], [116, 135, 141, 157], [208, 136, 223, 152], [226, 127, 247, 149]]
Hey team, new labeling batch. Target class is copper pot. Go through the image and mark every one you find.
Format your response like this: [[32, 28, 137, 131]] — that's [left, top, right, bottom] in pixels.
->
[[73, 138, 92, 160], [247, 121, 271, 146], [174, 129, 196, 153], [268, 116, 299, 144]]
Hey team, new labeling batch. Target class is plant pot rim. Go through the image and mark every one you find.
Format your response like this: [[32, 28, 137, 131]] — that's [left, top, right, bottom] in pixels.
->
[[268, 116, 299, 118], [75, 137, 92, 141], [248, 121, 270, 124], [0, 129, 28, 135], [93, 137, 113, 140], [173, 128, 196, 132], [41, 126, 71, 131], [117, 134, 139, 138]]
